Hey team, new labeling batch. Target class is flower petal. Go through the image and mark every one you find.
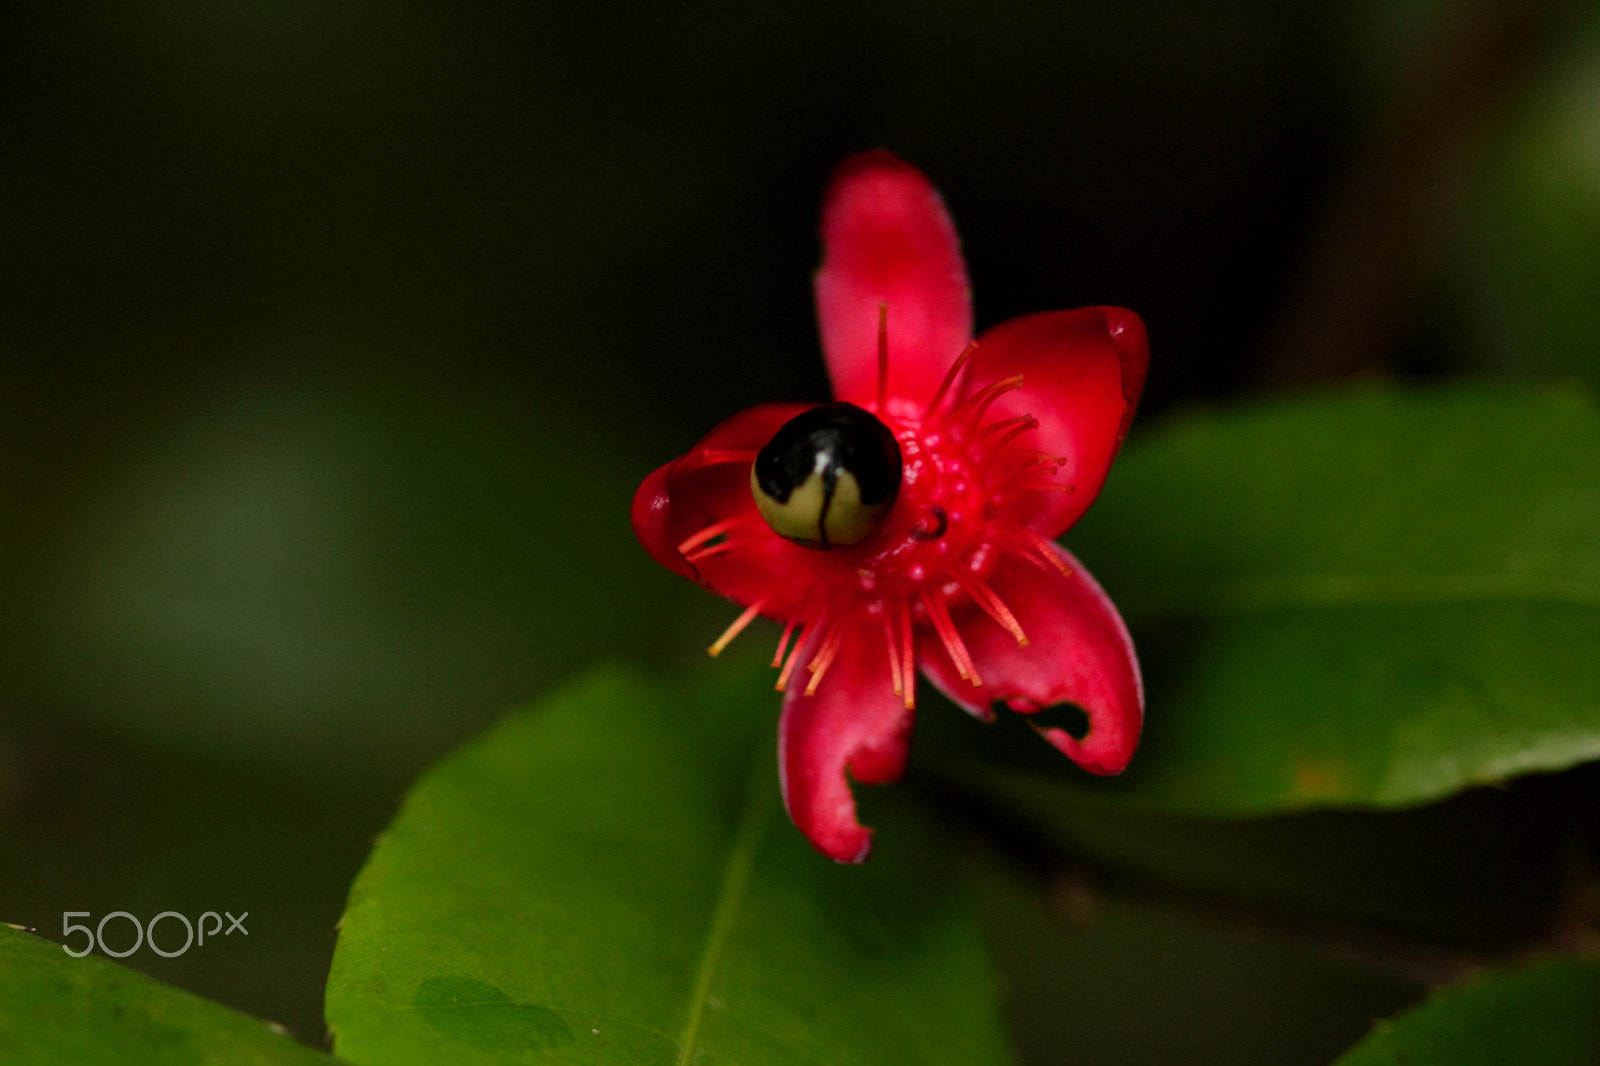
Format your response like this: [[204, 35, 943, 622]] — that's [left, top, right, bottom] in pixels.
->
[[630, 460, 697, 582], [814, 151, 973, 409], [630, 402, 812, 604], [779, 624, 915, 863], [966, 307, 1149, 537], [921, 543, 1142, 775]]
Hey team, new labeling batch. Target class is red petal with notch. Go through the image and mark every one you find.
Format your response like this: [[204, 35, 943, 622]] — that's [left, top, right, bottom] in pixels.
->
[[966, 307, 1148, 537], [814, 151, 973, 409], [921, 542, 1142, 775], [779, 625, 915, 863], [629, 402, 812, 606]]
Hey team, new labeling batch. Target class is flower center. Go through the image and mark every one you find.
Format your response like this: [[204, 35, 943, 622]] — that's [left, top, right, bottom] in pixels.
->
[[767, 344, 1071, 697], [842, 412, 997, 599], [693, 338, 1075, 708]]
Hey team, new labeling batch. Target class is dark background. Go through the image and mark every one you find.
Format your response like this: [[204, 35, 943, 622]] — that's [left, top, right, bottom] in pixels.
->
[[3, 0, 1597, 1056]]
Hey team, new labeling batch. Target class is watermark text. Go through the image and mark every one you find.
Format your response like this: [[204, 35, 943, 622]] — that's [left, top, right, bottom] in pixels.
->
[[62, 910, 248, 958]]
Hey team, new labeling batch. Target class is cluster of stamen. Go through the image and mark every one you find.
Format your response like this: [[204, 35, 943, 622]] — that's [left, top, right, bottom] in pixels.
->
[[679, 312, 1073, 709]]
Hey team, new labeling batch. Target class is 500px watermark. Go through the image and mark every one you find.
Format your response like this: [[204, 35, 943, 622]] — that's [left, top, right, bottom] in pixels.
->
[[61, 910, 248, 958]]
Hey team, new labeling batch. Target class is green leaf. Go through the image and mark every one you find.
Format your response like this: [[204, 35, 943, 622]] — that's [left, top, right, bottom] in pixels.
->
[[933, 779, 1566, 956], [974, 861, 1423, 1066], [325, 664, 1010, 1066], [1334, 956, 1600, 1065], [1033, 384, 1600, 814], [1453, 11, 1600, 393], [0, 923, 337, 1066]]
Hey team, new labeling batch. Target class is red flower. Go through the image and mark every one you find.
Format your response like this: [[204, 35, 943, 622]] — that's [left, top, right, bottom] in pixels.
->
[[633, 152, 1148, 862]]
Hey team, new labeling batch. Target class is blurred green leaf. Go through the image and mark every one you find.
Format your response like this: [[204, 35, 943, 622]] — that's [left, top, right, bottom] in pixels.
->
[[931, 775, 1566, 955], [1333, 956, 1600, 1065], [0, 923, 337, 1066], [1038, 383, 1600, 814], [0, 718, 393, 1045], [1457, 9, 1600, 392], [324, 664, 1010, 1065], [974, 861, 1421, 1066], [15, 373, 680, 778]]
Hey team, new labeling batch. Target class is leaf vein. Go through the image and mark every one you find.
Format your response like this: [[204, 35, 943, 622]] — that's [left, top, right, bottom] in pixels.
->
[[675, 753, 773, 1066]]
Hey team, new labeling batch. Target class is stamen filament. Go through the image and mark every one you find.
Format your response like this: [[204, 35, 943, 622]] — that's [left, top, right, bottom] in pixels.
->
[[772, 617, 799, 668], [976, 414, 1035, 439], [775, 626, 807, 691], [1020, 528, 1074, 576], [708, 597, 769, 657], [882, 609, 904, 699], [986, 523, 1074, 577], [997, 546, 1055, 573], [678, 516, 744, 556], [684, 538, 747, 564], [777, 607, 829, 692], [947, 371, 1024, 425], [963, 374, 1025, 425], [925, 340, 980, 415], [899, 597, 917, 709], [1011, 458, 1064, 477], [954, 570, 1028, 647], [984, 415, 1041, 452], [804, 620, 849, 696], [876, 302, 890, 415], [921, 591, 982, 687]]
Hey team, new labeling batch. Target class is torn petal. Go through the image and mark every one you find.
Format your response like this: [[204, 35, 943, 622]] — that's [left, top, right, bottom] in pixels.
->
[[779, 624, 915, 863], [921, 543, 1142, 775]]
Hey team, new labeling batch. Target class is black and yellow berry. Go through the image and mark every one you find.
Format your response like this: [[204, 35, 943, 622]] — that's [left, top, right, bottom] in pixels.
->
[[751, 402, 902, 549]]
